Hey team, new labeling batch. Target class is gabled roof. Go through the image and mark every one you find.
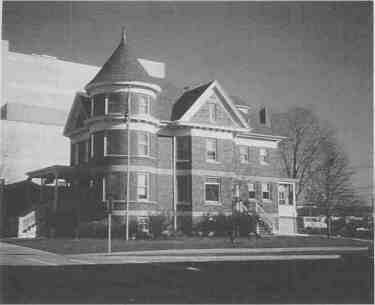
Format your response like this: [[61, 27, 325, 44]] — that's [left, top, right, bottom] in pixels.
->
[[171, 81, 213, 120], [63, 92, 89, 136], [85, 31, 156, 90], [171, 80, 250, 129]]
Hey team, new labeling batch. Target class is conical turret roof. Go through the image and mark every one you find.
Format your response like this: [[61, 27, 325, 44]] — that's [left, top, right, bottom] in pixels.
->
[[85, 30, 156, 90]]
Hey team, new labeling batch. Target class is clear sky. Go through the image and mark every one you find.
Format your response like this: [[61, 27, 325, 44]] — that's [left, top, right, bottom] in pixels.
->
[[2, 1, 373, 203]]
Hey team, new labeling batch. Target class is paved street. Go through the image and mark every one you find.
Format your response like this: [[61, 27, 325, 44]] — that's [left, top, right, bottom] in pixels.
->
[[0, 241, 369, 265], [0, 241, 373, 303]]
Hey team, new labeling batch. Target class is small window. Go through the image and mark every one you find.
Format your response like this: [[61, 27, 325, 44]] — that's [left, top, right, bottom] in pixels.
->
[[138, 132, 150, 156], [137, 173, 149, 200], [260, 148, 269, 165], [208, 102, 217, 122], [262, 183, 270, 200], [260, 107, 267, 125], [248, 183, 256, 199], [206, 138, 218, 161], [239, 146, 249, 163], [205, 177, 220, 203]]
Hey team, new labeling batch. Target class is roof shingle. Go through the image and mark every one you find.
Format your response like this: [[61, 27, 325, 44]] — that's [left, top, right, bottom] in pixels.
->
[[85, 35, 156, 90]]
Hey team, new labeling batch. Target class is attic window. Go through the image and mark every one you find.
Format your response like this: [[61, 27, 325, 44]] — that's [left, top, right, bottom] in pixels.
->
[[208, 102, 217, 122], [260, 107, 267, 125]]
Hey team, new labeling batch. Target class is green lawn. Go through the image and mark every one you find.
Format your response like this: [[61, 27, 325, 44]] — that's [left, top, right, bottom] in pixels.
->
[[2, 235, 372, 255]]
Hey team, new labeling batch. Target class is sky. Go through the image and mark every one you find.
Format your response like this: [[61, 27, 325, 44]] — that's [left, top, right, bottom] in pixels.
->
[[2, 1, 373, 204]]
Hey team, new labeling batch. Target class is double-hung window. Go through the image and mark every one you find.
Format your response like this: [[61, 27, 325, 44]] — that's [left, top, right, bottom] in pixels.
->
[[134, 93, 150, 115], [205, 177, 220, 203], [239, 146, 249, 163], [137, 173, 149, 200], [206, 138, 218, 161], [248, 182, 256, 199], [260, 148, 269, 165], [138, 132, 150, 156], [262, 183, 271, 200]]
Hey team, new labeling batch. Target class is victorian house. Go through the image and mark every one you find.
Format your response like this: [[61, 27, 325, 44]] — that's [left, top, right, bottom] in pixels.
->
[[27, 30, 297, 236]]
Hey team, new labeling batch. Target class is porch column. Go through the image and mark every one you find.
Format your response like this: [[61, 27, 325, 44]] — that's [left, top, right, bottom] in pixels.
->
[[53, 174, 59, 212]]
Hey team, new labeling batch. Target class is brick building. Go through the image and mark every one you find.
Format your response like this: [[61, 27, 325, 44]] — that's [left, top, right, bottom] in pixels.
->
[[27, 31, 297, 235]]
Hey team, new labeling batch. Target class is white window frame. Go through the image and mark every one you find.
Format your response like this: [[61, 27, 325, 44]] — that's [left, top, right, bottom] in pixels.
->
[[103, 134, 108, 156], [138, 132, 150, 156], [248, 182, 256, 200], [138, 94, 150, 115], [278, 183, 294, 206], [206, 138, 218, 162], [137, 172, 149, 201], [239, 146, 250, 163], [104, 95, 109, 115], [90, 134, 94, 158], [208, 102, 217, 122], [90, 97, 94, 117], [262, 183, 271, 201], [204, 177, 221, 204], [102, 176, 106, 201], [260, 148, 269, 165]]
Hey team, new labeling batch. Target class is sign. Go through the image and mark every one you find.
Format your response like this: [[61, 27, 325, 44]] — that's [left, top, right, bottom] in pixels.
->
[[18, 210, 37, 238]]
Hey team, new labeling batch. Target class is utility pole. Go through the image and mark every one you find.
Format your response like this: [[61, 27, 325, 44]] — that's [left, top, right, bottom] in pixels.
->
[[125, 88, 131, 241]]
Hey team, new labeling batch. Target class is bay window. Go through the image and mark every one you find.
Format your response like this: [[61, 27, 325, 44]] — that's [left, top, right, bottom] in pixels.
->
[[137, 173, 149, 200], [138, 132, 150, 156]]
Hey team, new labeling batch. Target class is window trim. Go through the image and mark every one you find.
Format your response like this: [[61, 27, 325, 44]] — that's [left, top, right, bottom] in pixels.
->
[[138, 94, 151, 115], [259, 148, 269, 165], [206, 138, 218, 162], [247, 182, 256, 200], [208, 102, 217, 122], [137, 172, 149, 201], [204, 177, 221, 204], [278, 183, 295, 206], [90, 134, 94, 158], [261, 183, 271, 201], [239, 146, 250, 163], [138, 132, 150, 157]]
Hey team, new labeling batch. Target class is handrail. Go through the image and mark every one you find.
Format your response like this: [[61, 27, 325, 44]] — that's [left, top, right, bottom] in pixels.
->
[[255, 202, 274, 232]]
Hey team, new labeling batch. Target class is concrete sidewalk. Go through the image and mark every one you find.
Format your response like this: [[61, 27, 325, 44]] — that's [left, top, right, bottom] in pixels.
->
[[66, 246, 369, 265], [1, 241, 369, 266]]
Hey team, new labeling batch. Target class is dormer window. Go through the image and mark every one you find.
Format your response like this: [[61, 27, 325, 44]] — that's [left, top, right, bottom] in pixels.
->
[[208, 102, 217, 122]]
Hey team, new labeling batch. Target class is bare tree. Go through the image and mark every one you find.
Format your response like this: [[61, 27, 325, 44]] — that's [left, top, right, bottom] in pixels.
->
[[304, 138, 356, 236], [273, 106, 334, 202]]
